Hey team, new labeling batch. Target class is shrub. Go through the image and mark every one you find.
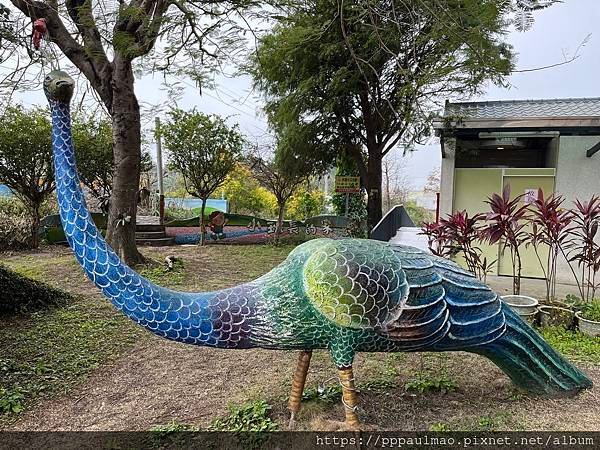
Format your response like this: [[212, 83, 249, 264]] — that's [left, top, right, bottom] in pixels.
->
[[0, 264, 70, 313], [580, 300, 600, 322], [0, 197, 58, 250], [404, 200, 434, 226], [0, 197, 32, 250], [287, 188, 325, 221]]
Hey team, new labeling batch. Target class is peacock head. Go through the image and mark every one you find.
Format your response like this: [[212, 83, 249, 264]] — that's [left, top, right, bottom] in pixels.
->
[[43, 70, 74, 104]]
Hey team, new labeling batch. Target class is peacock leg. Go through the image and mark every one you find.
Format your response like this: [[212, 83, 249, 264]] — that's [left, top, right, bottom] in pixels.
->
[[338, 366, 360, 428], [288, 350, 312, 429]]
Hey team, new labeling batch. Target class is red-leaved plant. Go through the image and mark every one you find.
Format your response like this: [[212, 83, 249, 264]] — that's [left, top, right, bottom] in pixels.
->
[[482, 185, 530, 295], [529, 189, 573, 303], [422, 211, 495, 282], [567, 195, 600, 302], [420, 221, 455, 258]]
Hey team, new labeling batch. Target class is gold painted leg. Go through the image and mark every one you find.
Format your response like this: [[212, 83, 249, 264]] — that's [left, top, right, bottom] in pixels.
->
[[338, 366, 360, 428], [288, 350, 312, 429]]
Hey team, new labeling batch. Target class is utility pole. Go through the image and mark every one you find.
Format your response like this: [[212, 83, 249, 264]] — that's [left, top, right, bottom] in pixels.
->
[[155, 117, 165, 225]]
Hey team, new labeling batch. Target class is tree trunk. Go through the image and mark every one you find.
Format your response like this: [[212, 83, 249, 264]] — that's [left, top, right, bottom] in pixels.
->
[[276, 202, 286, 240], [30, 204, 40, 249], [104, 55, 145, 266], [199, 198, 207, 246], [366, 152, 383, 229], [383, 159, 391, 212]]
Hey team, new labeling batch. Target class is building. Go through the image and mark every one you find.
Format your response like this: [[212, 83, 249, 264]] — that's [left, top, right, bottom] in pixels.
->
[[434, 97, 600, 281]]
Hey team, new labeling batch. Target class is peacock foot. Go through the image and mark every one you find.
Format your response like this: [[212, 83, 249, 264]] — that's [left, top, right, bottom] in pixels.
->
[[310, 418, 376, 432]]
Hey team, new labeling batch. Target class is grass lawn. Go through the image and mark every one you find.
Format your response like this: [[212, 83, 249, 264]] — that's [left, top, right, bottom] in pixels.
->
[[1, 243, 599, 431]]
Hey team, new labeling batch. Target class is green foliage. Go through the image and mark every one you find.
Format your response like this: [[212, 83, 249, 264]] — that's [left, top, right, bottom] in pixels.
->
[[360, 376, 397, 392], [429, 422, 451, 432], [287, 187, 324, 220], [0, 105, 54, 246], [331, 154, 368, 236], [404, 200, 435, 226], [564, 294, 586, 309], [250, 0, 517, 225], [0, 218, 30, 250], [0, 296, 141, 421], [0, 386, 24, 415], [0, 3, 14, 53], [0, 196, 28, 216], [0, 197, 31, 250], [332, 154, 366, 217], [164, 204, 195, 222], [250, 153, 314, 237], [139, 259, 185, 286], [460, 412, 524, 432], [404, 372, 458, 394], [580, 299, 600, 322], [302, 385, 342, 405], [210, 400, 279, 432], [220, 163, 277, 217], [72, 116, 114, 202], [0, 105, 53, 201], [151, 420, 200, 434], [0, 264, 70, 313], [538, 326, 600, 363], [163, 109, 243, 201]]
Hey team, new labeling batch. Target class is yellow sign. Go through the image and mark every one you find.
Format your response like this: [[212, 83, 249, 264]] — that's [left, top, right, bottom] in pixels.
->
[[334, 176, 360, 193]]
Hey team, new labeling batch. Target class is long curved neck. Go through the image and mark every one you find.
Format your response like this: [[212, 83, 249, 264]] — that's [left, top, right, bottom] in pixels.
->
[[49, 101, 284, 349], [50, 100, 151, 301], [50, 101, 197, 325]]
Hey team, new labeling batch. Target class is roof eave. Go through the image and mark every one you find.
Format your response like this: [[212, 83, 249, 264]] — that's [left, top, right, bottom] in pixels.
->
[[434, 116, 600, 130]]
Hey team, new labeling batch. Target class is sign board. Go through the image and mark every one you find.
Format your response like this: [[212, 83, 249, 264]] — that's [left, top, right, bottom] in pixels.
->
[[524, 188, 537, 205], [334, 176, 360, 193]]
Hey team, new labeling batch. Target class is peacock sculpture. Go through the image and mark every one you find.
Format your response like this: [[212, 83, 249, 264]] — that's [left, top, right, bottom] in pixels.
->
[[44, 70, 591, 429]]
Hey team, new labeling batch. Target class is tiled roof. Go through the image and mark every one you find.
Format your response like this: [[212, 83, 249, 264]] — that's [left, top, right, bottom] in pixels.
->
[[445, 98, 600, 119]]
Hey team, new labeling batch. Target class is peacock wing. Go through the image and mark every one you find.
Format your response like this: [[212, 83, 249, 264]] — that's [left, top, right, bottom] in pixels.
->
[[302, 239, 409, 330], [385, 245, 505, 350]]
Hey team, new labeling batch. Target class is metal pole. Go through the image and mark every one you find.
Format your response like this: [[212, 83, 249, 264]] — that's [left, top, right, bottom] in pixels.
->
[[155, 117, 165, 225], [345, 192, 349, 217]]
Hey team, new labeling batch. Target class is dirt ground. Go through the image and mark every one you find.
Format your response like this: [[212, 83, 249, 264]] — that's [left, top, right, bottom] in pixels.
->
[[2, 245, 599, 431]]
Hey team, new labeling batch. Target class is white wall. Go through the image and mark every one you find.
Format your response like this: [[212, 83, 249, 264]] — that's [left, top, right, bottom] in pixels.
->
[[554, 135, 600, 284], [439, 138, 455, 218]]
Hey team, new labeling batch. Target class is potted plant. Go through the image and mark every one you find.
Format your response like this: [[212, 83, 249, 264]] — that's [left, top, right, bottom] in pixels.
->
[[483, 186, 537, 317], [576, 299, 600, 337]]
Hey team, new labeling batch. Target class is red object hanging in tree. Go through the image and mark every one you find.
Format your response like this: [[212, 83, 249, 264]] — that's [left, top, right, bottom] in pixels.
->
[[32, 18, 48, 50]]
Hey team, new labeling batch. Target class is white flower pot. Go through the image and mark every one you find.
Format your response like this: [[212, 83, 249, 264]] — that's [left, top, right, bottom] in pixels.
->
[[576, 311, 600, 337], [501, 295, 539, 317]]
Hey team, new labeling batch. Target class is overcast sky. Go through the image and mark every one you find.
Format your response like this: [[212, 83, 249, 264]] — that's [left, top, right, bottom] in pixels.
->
[[6, 0, 600, 189]]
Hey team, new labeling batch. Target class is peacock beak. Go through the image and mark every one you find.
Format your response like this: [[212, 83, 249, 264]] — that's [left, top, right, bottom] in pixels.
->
[[52, 79, 74, 103]]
